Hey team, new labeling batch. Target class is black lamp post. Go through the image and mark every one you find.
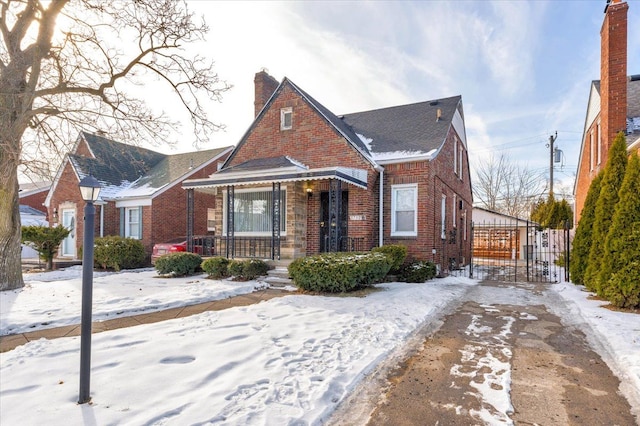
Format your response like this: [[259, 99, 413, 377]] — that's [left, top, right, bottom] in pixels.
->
[[78, 175, 101, 404]]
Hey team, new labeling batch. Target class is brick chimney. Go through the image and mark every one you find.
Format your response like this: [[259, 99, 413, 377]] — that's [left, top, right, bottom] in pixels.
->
[[600, 0, 628, 155], [254, 70, 280, 117]]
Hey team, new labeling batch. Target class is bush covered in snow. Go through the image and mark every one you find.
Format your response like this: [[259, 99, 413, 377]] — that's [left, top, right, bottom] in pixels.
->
[[398, 260, 437, 283], [288, 252, 391, 293], [201, 256, 231, 279], [154, 252, 202, 277], [93, 236, 146, 271], [227, 259, 269, 281]]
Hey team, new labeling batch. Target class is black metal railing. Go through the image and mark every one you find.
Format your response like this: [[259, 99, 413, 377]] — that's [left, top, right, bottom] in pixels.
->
[[189, 235, 367, 259]]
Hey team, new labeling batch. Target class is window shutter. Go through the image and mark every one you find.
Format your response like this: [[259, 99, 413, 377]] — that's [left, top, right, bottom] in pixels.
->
[[119, 208, 125, 237], [138, 206, 143, 239]]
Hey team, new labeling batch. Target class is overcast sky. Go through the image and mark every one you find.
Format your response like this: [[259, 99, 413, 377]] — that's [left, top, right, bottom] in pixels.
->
[[165, 0, 640, 196]]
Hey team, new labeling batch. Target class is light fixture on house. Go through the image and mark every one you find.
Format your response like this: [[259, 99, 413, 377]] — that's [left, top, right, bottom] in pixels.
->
[[52, 208, 58, 224], [306, 186, 313, 197]]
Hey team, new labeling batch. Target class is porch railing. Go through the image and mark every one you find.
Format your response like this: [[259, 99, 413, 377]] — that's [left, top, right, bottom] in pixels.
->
[[189, 235, 367, 259]]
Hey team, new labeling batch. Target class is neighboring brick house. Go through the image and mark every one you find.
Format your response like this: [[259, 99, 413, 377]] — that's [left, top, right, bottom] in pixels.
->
[[574, 0, 640, 223], [18, 181, 50, 214], [44, 131, 232, 260], [183, 71, 473, 272]]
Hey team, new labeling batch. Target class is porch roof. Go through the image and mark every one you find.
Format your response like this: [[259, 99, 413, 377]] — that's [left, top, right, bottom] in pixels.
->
[[182, 156, 368, 190]]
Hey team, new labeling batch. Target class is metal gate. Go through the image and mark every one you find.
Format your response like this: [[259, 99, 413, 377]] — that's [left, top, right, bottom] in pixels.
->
[[465, 220, 570, 283]]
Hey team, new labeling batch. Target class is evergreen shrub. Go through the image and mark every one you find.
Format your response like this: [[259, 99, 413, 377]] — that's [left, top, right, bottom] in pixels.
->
[[154, 252, 202, 276], [21, 225, 70, 270], [371, 244, 408, 274], [398, 260, 437, 283], [94, 236, 146, 271], [605, 261, 640, 309], [201, 256, 230, 279], [227, 259, 270, 281], [288, 252, 391, 293], [570, 173, 603, 285]]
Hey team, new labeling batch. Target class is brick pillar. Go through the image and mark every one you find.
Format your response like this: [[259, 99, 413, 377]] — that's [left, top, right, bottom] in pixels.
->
[[600, 0, 628, 162]]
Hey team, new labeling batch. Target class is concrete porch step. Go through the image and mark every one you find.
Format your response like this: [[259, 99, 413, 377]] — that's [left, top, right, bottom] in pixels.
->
[[264, 267, 293, 288]]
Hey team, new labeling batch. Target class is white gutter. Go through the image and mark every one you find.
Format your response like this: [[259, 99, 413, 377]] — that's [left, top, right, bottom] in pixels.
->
[[377, 165, 384, 247]]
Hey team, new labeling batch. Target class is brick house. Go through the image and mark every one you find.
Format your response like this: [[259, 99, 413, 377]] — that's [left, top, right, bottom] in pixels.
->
[[44, 131, 232, 260], [183, 71, 473, 272], [18, 181, 50, 214], [574, 0, 640, 223]]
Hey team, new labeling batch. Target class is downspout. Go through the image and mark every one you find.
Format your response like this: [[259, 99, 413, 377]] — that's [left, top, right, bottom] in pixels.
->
[[100, 204, 104, 237], [376, 165, 384, 247]]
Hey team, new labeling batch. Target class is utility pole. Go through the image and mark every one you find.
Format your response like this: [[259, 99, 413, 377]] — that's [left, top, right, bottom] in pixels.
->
[[548, 132, 557, 197]]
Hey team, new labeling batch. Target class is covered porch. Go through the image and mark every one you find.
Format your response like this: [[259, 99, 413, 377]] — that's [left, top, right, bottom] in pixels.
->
[[182, 156, 372, 260]]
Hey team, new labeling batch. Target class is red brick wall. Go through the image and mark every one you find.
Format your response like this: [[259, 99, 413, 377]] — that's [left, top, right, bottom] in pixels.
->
[[230, 84, 375, 174], [382, 128, 472, 269], [19, 189, 48, 214]]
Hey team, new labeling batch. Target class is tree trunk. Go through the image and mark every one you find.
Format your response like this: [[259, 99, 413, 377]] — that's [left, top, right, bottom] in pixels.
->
[[0, 166, 24, 290]]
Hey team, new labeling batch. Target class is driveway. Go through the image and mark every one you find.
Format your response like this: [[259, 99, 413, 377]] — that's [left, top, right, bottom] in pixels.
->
[[330, 280, 638, 425]]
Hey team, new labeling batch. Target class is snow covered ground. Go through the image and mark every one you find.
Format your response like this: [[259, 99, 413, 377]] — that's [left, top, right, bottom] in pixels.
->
[[0, 268, 638, 425]]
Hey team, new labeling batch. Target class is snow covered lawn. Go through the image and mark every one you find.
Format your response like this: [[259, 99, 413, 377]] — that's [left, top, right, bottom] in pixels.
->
[[1, 268, 638, 425]]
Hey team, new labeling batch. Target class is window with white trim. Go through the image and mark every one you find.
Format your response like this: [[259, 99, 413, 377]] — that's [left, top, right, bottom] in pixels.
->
[[441, 194, 446, 240], [597, 121, 602, 165], [452, 195, 457, 227], [125, 207, 142, 239], [224, 188, 287, 235], [590, 130, 595, 171], [453, 139, 458, 175], [280, 107, 292, 130], [391, 184, 418, 236], [459, 145, 463, 178]]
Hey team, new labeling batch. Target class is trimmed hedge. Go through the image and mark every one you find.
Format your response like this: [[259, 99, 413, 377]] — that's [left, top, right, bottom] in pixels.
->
[[228, 259, 270, 281], [371, 244, 407, 274], [93, 236, 146, 271], [398, 260, 437, 283], [155, 252, 202, 277], [202, 256, 230, 279], [288, 252, 391, 293]]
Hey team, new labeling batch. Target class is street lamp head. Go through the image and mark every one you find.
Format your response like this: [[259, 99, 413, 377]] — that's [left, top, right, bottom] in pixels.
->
[[79, 175, 102, 202]]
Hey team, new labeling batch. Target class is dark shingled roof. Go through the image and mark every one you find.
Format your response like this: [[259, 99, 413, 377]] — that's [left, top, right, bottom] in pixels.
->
[[342, 96, 462, 155], [125, 147, 230, 194], [71, 132, 166, 188]]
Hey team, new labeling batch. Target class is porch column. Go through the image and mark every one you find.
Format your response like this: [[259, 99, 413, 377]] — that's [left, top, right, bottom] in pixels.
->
[[272, 182, 281, 260], [226, 185, 235, 258], [186, 189, 194, 253], [328, 179, 342, 252]]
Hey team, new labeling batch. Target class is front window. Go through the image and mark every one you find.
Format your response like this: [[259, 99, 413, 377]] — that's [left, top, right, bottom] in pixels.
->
[[125, 207, 142, 239], [391, 184, 417, 236], [224, 188, 287, 235]]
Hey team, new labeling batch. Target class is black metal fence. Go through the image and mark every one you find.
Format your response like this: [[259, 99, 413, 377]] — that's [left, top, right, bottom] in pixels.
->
[[452, 220, 570, 283]]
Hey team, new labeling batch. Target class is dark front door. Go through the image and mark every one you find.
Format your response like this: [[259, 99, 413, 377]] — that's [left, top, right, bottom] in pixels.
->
[[319, 191, 348, 252]]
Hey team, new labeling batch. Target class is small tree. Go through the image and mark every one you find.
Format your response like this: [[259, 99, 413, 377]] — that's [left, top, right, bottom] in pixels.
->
[[584, 132, 628, 294], [21, 225, 70, 270], [598, 153, 640, 297], [570, 172, 603, 285], [530, 194, 573, 229]]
